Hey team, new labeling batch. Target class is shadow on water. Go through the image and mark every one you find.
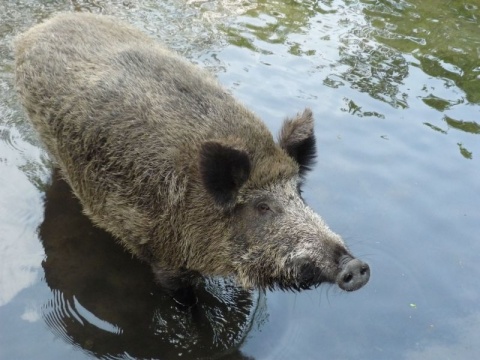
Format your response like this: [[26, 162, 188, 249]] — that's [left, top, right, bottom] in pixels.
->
[[39, 171, 264, 360]]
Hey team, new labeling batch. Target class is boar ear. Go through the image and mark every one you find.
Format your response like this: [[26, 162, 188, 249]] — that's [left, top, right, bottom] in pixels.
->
[[278, 108, 316, 176], [200, 141, 251, 206]]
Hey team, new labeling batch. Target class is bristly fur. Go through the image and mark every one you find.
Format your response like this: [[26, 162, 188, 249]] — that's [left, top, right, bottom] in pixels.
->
[[266, 276, 325, 292], [278, 109, 317, 177]]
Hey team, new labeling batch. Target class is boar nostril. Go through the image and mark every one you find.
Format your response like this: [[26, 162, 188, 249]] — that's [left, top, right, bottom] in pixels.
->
[[360, 265, 369, 276], [342, 272, 353, 283], [337, 258, 370, 291]]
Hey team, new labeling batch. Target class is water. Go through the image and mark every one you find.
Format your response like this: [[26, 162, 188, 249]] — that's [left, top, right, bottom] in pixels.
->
[[1, 0, 479, 359]]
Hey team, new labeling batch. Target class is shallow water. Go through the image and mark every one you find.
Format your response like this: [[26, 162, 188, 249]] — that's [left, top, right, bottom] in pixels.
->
[[1, 0, 479, 359]]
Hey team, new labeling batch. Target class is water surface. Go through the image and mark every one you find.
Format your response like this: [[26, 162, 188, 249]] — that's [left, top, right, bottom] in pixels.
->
[[1, 0, 479, 359]]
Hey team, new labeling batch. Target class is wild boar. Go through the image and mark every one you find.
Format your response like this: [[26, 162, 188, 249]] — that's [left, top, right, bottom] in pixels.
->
[[15, 13, 369, 305]]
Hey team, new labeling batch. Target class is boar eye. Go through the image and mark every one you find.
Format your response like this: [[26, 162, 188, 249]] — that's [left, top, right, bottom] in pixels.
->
[[257, 203, 271, 214]]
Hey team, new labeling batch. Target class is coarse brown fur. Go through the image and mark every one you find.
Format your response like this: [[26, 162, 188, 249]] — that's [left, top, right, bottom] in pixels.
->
[[15, 13, 369, 299]]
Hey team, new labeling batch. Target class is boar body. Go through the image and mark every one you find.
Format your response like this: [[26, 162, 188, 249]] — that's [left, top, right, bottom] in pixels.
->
[[15, 13, 369, 302]]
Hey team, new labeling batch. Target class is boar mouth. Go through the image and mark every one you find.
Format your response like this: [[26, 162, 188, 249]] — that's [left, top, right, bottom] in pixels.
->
[[266, 263, 331, 292], [261, 257, 370, 292]]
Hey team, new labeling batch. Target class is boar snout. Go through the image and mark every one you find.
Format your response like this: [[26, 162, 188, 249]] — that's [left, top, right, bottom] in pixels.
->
[[337, 256, 370, 291]]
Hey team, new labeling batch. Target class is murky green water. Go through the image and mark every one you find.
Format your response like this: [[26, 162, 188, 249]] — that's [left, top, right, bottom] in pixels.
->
[[1, 0, 479, 359]]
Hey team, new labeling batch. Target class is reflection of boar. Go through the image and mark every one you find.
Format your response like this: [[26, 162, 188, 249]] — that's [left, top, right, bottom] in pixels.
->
[[15, 13, 369, 303], [40, 173, 258, 358]]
